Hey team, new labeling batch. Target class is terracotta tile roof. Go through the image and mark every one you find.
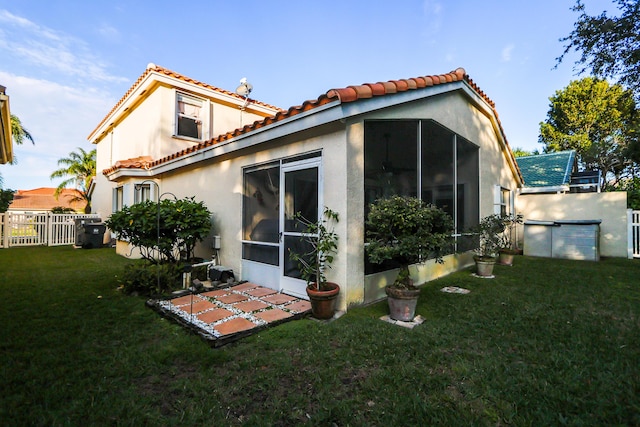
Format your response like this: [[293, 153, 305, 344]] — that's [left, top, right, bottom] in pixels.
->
[[112, 156, 154, 170], [8, 188, 87, 212], [103, 67, 520, 182], [89, 64, 284, 141]]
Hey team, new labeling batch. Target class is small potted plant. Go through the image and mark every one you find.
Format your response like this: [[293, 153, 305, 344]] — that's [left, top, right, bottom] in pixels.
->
[[289, 207, 340, 319], [365, 196, 453, 321], [472, 214, 506, 277], [498, 213, 523, 266]]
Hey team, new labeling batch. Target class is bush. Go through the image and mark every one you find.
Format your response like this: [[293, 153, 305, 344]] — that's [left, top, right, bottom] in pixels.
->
[[105, 197, 213, 263], [0, 189, 15, 213], [366, 196, 453, 288], [117, 263, 183, 296], [51, 206, 76, 214]]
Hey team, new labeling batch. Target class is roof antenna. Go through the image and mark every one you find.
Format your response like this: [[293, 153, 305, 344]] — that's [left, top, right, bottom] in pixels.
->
[[236, 78, 253, 108], [236, 77, 253, 126]]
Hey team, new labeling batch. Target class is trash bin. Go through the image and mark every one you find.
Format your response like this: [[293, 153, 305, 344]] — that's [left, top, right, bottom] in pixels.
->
[[81, 223, 106, 249], [75, 218, 102, 246]]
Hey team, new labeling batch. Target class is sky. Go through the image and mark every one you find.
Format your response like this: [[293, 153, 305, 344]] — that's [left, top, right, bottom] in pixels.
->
[[0, 0, 618, 191]]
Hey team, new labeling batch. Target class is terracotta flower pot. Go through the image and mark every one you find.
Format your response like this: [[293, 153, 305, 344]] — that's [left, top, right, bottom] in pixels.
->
[[474, 256, 496, 277], [306, 282, 340, 320], [498, 250, 516, 266], [385, 285, 421, 321]]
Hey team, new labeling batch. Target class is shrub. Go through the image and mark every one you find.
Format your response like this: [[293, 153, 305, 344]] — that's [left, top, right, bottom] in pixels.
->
[[117, 263, 183, 296], [51, 206, 76, 214], [105, 197, 213, 263], [0, 189, 15, 213], [366, 196, 453, 288]]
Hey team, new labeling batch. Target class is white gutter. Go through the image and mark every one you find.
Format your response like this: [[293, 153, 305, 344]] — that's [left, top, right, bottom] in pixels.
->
[[519, 185, 569, 194]]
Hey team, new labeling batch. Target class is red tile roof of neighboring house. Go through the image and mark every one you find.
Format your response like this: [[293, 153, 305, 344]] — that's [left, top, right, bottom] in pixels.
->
[[89, 64, 284, 141], [8, 188, 86, 212], [103, 67, 521, 181]]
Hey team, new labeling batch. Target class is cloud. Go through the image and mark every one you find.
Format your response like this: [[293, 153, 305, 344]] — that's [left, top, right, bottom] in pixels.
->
[[0, 9, 127, 84], [0, 70, 116, 190], [422, 0, 443, 37], [97, 23, 121, 42], [502, 43, 515, 62]]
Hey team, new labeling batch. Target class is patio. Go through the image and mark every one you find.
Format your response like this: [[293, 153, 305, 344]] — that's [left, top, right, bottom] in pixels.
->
[[146, 282, 312, 347]]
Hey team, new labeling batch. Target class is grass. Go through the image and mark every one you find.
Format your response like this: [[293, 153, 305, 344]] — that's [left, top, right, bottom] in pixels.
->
[[1, 246, 639, 426]]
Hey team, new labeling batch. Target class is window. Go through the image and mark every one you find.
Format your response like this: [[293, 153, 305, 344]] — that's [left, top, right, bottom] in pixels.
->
[[176, 92, 203, 139], [134, 183, 152, 204], [242, 164, 280, 265], [494, 186, 512, 216], [112, 186, 124, 212], [364, 120, 480, 272]]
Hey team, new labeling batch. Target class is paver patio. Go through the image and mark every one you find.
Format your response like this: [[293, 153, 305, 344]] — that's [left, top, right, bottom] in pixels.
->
[[146, 282, 311, 347]]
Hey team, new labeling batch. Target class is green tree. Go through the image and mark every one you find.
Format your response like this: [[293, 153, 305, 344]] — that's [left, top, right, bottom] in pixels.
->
[[511, 147, 540, 157], [539, 77, 639, 188], [557, 0, 640, 98], [0, 188, 15, 212], [105, 197, 213, 264], [1, 114, 35, 186], [50, 147, 96, 213], [365, 196, 453, 289]]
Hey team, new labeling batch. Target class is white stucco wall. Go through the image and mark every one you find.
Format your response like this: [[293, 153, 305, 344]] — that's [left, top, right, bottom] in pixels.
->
[[351, 91, 521, 303], [94, 83, 522, 311], [516, 191, 628, 258], [150, 126, 351, 308]]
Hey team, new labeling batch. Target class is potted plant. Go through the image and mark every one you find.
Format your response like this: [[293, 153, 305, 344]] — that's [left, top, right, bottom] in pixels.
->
[[498, 213, 523, 266], [365, 196, 453, 321], [289, 207, 340, 320], [472, 214, 507, 277]]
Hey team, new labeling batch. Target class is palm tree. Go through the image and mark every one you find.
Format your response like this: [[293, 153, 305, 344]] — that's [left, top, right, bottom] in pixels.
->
[[1, 115, 35, 186], [10, 114, 35, 147], [50, 147, 96, 213]]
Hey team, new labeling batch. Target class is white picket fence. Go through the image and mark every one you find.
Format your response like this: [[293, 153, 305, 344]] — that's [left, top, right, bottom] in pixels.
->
[[629, 210, 640, 259], [0, 212, 101, 248]]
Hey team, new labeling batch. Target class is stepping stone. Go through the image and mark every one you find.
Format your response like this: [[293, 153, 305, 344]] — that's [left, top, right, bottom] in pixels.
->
[[246, 287, 278, 297], [197, 308, 234, 324], [234, 300, 269, 313], [262, 294, 297, 305], [217, 294, 249, 304], [255, 309, 293, 323], [214, 317, 256, 336], [284, 300, 312, 313]]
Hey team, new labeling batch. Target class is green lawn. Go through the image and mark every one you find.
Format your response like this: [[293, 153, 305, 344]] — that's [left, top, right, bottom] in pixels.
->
[[1, 246, 639, 426]]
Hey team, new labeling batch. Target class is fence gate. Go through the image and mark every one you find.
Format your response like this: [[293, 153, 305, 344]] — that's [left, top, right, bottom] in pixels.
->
[[0, 212, 101, 248], [630, 210, 640, 259]]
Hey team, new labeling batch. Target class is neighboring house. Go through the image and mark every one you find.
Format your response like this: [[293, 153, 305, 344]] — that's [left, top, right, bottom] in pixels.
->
[[0, 85, 12, 164], [516, 151, 627, 258], [89, 64, 523, 310], [516, 150, 600, 193], [8, 188, 86, 213]]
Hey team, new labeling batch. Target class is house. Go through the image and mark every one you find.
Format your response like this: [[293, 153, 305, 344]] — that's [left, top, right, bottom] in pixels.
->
[[89, 64, 523, 310], [8, 187, 87, 213], [516, 150, 600, 193], [0, 84, 12, 164]]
